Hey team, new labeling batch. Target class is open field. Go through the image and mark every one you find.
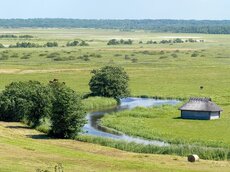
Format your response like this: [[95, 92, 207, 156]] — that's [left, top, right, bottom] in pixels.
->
[[0, 28, 230, 170]]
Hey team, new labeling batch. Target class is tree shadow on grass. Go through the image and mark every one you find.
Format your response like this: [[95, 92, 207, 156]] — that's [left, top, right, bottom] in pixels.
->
[[6, 125, 31, 129], [172, 117, 182, 120], [26, 134, 51, 140]]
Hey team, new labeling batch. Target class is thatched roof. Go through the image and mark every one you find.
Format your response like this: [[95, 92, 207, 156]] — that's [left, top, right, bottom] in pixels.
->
[[179, 97, 222, 112]]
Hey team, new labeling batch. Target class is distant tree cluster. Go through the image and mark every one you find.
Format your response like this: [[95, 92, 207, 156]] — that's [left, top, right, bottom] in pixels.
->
[[0, 34, 34, 39], [9, 42, 41, 48], [45, 42, 58, 47], [0, 80, 86, 139], [7, 40, 89, 48], [107, 39, 133, 45], [143, 38, 204, 45], [0, 19, 230, 34], [66, 40, 89, 47], [19, 35, 34, 38], [0, 34, 17, 38], [8, 42, 59, 48], [146, 40, 157, 44]]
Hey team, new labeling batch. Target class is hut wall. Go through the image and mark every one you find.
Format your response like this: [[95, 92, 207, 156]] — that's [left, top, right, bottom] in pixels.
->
[[181, 111, 210, 120], [210, 112, 220, 120]]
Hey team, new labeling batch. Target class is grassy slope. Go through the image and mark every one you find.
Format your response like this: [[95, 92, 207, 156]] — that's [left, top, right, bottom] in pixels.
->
[[1, 121, 230, 172]]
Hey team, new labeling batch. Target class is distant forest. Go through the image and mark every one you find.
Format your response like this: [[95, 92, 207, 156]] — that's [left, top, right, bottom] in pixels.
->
[[1, 19, 230, 34]]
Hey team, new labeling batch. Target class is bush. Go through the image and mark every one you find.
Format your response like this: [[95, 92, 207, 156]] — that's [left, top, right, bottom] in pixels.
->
[[9, 42, 41, 48], [66, 40, 79, 46], [0, 43, 5, 48], [89, 66, 130, 100], [107, 39, 133, 45], [191, 52, 199, 57], [45, 42, 58, 47], [19, 35, 34, 39]]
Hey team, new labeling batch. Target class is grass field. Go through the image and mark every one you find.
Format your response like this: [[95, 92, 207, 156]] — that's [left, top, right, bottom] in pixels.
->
[[0, 28, 230, 170], [1, 121, 230, 172]]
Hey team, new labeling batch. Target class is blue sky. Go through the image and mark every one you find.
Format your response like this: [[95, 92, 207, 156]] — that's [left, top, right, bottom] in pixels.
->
[[0, 0, 229, 19]]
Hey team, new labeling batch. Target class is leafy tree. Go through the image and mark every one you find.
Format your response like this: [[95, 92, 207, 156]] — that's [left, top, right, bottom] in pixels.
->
[[48, 80, 86, 139], [0, 81, 52, 127], [89, 66, 130, 100]]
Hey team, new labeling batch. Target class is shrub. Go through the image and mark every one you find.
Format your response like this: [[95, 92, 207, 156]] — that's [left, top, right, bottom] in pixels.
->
[[131, 58, 138, 63], [45, 42, 58, 47], [0, 43, 5, 48], [19, 35, 34, 39], [171, 53, 178, 58], [66, 40, 79, 46]]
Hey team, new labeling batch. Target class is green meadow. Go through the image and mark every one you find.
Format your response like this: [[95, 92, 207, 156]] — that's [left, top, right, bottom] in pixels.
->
[[0, 28, 230, 170]]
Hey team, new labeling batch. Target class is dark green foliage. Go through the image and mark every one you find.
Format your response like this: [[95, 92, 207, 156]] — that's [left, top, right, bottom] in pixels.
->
[[159, 56, 168, 59], [124, 55, 130, 60], [66, 40, 79, 46], [0, 34, 17, 38], [45, 42, 58, 47], [0, 81, 52, 127], [146, 40, 157, 44], [186, 38, 197, 43], [0, 43, 5, 48], [0, 54, 9, 60], [191, 52, 199, 57], [10, 53, 19, 58], [9, 42, 41, 48], [79, 41, 89, 46], [131, 58, 138, 63], [21, 54, 31, 59], [1, 19, 230, 34], [171, 53, 178, 58], [47, 52, 60, 59], [89, 66, 130, 99], [0, 80, 86, 138], [114, 54, 122, 57], [160, 40, 172, 44], [173, 38, 184, 43], [19, 35, 34, 38], [48, 80, 86, 139], [107, 39, 132, 45]]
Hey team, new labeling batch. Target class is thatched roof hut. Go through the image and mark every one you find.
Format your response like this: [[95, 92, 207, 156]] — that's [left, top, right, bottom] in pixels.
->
[[179, 98, 222, 120]]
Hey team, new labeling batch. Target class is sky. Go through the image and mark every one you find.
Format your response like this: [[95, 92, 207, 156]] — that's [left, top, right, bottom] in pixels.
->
[[0, 0, 229, 20]]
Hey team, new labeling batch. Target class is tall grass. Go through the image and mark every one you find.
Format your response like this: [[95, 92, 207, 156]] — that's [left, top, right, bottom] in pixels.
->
[[77, 135, 230, 161], [82, 96, 117, 111]]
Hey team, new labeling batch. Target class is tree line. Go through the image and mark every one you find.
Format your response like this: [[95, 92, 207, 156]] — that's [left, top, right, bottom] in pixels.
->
[[0, 66, 130, 139], [0, 40, 89, 48], [1, 19, 230, 34]]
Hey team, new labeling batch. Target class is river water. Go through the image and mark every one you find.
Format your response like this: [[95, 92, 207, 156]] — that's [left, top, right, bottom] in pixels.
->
[[83, 97, 180, 146]]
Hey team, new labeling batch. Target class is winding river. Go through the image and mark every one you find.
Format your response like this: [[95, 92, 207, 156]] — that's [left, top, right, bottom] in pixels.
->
[[83, 97, 180, 146]]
